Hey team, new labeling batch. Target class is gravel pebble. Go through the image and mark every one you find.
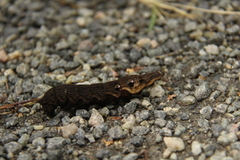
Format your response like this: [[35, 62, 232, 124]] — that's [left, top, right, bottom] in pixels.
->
[[164, 137, 185, 151], [217, 132, 238, 146], [150, 85, 165, 98], [17, 153, 32, 160], [88, 108, 104, 127], [191, 141, 202, 156], [194, 82, 211, 101], [132, 126, 149, 136], [108, 125, 125, 140], [32, 137, 45, 148], [122, 153, 138, 160], [4, 141, 22, 154], [181, 95, 196, 105], [61, 123, 78, 138], [17, 134, 29, 147], [47, 137, 66, 149]]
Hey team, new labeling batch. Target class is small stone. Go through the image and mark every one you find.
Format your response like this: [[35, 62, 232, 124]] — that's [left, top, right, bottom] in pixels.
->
[[0, 49, 8, 62], [47, 150, 62, 160], [217, 132, 237, 146], [200, 106, 213, 119], [174, 124, 186, 136], [135, 110, 150, 122], [1, 133, 18, 144], [231, 142, 240, 150], [95, 149, 114, 159], [18, 107, 30, 113], [214, 104, 228, 114], [123, 101, 138, 114], [5, 116, 18, 128], [203, 144, 216, 157], [227, 24, 240, 34], [17, 153, 32, 160], [154, 110, 166, 119], [122, 153, 138, 160], [108, 125, 125, 140], [136, 38, 151, 47], [88, 108, 104, 127], [137, 56, 150, 66], [181, 95, 196, 105], [46, 118, 61, 127], [154, 118, 167, 127], [191, 141, 202, 156], [32, 137, 45, 148], [85, 134, 95, 143], [93, 127, 103, 139], [164, 137, 185, 151], [211, 124, 223, 137], [4, 142, 22, 154], [122, 114, 136, 130], [184, 21, 197, 32], [16, 63, 30, 75], [33, 125, 44, 130], [194, 82, 211, 101], [47, 137, 66, 149], [75, 128, 86, 140], [17, 134, 29, 147], [61, 123, 78, 138], [150, 85, 165, 98], [132, 126, 149, 136], [204, 44, 219, 55], [130, 136, 143, 147]]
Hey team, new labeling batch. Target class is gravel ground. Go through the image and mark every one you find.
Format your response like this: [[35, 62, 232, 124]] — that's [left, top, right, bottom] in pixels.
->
[[0, 0, 240, 160]]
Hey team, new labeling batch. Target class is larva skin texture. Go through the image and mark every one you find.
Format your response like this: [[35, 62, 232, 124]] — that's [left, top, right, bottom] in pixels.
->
[[38, 71, 163, 117]]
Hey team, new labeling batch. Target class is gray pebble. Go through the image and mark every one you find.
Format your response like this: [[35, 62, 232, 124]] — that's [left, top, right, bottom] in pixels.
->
[[132, 126, 149, 136], [32, 137, 45, 148], [174, 124, 186, 136], [85, 133, 95, 143], [184, 21, 197, 32], [76, 109, 90, 119], [61, 116, 71, 126], [194, 82, 211, 101], [47, 150, 63, 160], [227, 24, 240, 34], [95, 149, 115, 159], [150, 85, 165, 98], [75, 128, 86, 140], [46, 118, 61, 127], [18, 134, 29, 147], [130, 136, 144, 147], [154, 110, 166, 119], [154, 118, 167, 127], [18, 107, 30, 113], [17, 153, 32, 160], [16, 63, 30, 76], [200, 106, 213, 119], [5, 116, 18, 128], [1, 133, 18, 144], [211, 124, 223, 137], [231, 142, 240, 150], [214, 104, 228, 114], [159, 127, 172, 136], [108, 125, 125, 140], [135, 110, 150, 122], [197, 119, 210, 132], [122, 153, 138, 160], [217, 132, 237, 146], [203, 144, 216, 157], [209, 90, 221, 102], [29, 131, 44, 142], [123, 101, 138, 114], [232, 101, 240, 109], [47, 137, 66, 149], [4, 141, 22, 154], [178, 112, 190, 120], [181, 95, 196, 105], [93, 127, 103, 139], [129, 48, 142, 62], [137, 56, 150, 66]]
